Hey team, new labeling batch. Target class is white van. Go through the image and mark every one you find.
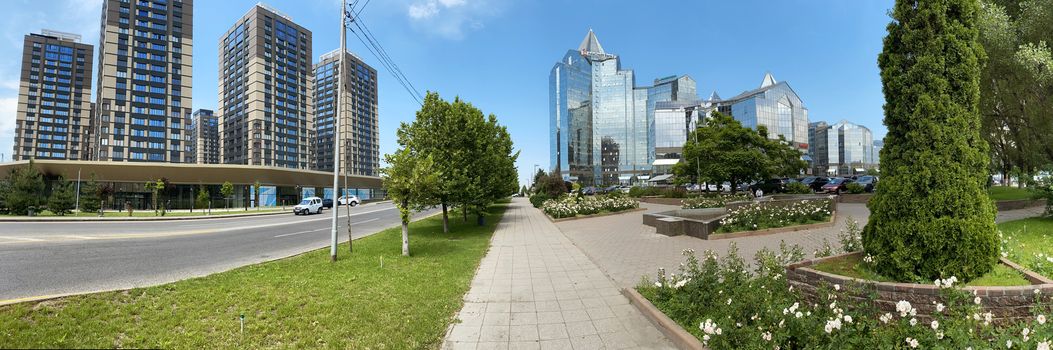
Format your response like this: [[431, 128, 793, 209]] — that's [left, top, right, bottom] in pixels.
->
[[293, 197, 324, 215]]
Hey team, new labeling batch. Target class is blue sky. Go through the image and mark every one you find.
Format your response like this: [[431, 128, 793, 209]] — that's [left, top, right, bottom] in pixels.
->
[[0, 0, 895, 186]]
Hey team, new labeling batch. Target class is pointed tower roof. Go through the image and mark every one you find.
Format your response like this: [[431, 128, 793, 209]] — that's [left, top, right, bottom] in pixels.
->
[[760, 72, 777, 88], [708, 91, 721, 101], [578, 29, 605, 54]]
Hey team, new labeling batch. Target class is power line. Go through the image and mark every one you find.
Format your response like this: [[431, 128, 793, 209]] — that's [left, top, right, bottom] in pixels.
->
[[343, 1, 424, 106]]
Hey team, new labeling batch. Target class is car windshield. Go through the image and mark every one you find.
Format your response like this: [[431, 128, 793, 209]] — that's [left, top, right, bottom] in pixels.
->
[[299, 200, 311, 205], [828, 178, 844, 184], [858, 176, 874, 183]]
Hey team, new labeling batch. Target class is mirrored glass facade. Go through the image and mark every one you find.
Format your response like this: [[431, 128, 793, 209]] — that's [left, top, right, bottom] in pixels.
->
[[550, 30, 653, 185], [716, 74, 809, 150], [808, 120, 874, 175]]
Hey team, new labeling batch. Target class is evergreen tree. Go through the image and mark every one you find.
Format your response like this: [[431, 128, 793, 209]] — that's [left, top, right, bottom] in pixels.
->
[[865, 0, 998, 282], [4, 160, 45, 215], [47, 177, 75, 216], [79, 174, 101, 214]]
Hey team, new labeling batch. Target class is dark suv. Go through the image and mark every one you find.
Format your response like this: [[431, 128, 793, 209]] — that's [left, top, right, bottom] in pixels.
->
[[750, 178, 787, 195]]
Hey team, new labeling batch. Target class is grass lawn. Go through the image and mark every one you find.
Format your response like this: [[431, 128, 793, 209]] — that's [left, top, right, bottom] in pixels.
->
[[811, 254, 1031, 287], [0, 202, 508, 348], [999, 217, 1053, 279], [988, 186, 1035, 201], [7, 208, 289, 218]]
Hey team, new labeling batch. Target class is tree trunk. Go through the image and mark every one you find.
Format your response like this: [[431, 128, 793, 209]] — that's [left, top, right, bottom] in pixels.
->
[[401, 199, 410, 257], [462, 206, 467, 222], [442, 201, 449, 233]]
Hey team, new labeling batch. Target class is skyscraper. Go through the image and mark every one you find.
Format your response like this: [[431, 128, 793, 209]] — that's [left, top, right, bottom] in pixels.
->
[[646, 75, 697, 163], [550, 30, 651, 185], [312, 49, 379, 175], [189, 109, 219, 164], [219, 3, 313, 169], [94, 0, 194, 162], [808, 120, 874, 175], [12, 30, 94, 161]]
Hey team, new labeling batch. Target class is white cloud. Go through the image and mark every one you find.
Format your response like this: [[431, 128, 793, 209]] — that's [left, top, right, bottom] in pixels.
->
[[405, 0, 504, 39]]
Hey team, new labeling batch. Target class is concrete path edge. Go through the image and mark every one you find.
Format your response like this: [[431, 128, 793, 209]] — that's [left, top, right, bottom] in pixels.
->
[[621, 288, 706, 350]]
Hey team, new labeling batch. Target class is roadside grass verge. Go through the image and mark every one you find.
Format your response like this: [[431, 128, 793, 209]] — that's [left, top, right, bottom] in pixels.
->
[[988, 186, 1034, 201], [0, 202, 509, 348]]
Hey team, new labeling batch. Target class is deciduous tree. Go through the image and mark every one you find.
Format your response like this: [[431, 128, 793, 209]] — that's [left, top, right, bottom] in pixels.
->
[[382, 149, 439, 256]]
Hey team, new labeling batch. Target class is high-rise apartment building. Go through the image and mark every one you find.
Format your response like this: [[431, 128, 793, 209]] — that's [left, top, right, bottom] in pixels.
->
[[189, 109, 219, 164], [219, 4, 313, 169], [94, 0, 194, 162], [550, 30, 653, 185], [12, 30, 94, 161], [313, 49, 379, 175]]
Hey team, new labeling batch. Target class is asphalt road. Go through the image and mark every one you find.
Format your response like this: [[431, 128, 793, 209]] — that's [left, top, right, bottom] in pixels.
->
[[0, 202, 440, 302]]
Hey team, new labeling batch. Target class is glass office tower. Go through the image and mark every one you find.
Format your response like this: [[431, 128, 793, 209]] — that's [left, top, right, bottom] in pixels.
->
[[219, 4, 313, 169], [646, 75, 697, 164], [716, 73, 809, 150], [313, 49, 379, 176], [550, 30, 651, 185], [12, 30, 94, 161], [808, 120, 874, 175], [94, 0, 194, 162]]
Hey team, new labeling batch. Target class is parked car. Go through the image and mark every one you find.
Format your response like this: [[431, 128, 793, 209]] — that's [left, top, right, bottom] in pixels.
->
[[602, 185, 620, 194], [803, 176, 831, 192], [582, 186, 596, 195], [338, 195, 361, 206], [855, 176, 879, 193], [618, 186, 631, 194], [750, 178, 788, 195], [821, 178, 854, 194], [322, 198, 334, 209], [294, 197, 324, 215]]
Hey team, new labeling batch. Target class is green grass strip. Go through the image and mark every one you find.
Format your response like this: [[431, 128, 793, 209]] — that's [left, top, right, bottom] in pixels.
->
[[0, 202, 508, 348]]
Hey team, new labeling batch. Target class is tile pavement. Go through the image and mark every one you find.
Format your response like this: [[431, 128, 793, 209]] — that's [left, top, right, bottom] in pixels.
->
[[442, 198, 675, 350]]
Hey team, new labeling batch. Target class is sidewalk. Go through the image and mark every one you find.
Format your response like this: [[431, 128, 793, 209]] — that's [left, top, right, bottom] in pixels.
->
[[443, 198, 674, 350]]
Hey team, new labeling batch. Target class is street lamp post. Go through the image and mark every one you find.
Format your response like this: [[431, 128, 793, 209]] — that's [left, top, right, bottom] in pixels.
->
[[329, 0, 348, 262]]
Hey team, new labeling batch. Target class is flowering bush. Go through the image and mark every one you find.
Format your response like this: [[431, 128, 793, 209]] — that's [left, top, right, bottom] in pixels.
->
[[540, 194, 638, 219], [681, 194, 751, 209], [718, 200, 832, 233], [638, 243, 1053, 349]]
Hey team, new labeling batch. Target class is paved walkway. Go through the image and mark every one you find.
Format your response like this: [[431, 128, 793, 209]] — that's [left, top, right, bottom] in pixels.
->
[[557, 200, 1046, 288], [442, 199, 674, 350]]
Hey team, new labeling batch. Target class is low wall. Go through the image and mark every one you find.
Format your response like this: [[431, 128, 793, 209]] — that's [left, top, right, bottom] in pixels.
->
[[787, 252, 1053, 324], [837, 193, 873, 203], [643, 208, 724, 239], [638, 197, 685, 206], [995, 199, 1046, 211]]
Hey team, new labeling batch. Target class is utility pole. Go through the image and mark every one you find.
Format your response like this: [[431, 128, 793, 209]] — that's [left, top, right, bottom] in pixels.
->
[[329, 0, 348, 262], [74, 168, 82, 212]]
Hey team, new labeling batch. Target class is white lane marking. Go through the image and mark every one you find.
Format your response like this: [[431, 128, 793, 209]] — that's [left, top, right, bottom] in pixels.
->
[[274, 229, 325, 238], [62, 235, 99, 240], [0, 237, 44, 242], [353, 218, 379, 225]]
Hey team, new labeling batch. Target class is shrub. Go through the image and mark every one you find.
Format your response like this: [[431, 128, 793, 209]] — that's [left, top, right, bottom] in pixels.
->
[[718, 200, 831, 233], [536, 172, 567, 198], [845, 182, 866, 194], [529, 193, 550, 208], [1030, 176, 1053, 217], [865, 0, 998, 282], [638, 243, 1053, 350], [785, 182, 812, 194], [79, 176, 101, 214], [628, 186, 662, 198], [540, 194, 637, 219], [663, 187, 688, 198]]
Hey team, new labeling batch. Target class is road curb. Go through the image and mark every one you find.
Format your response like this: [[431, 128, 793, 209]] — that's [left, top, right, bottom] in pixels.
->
[[0, 200, 392, 222]]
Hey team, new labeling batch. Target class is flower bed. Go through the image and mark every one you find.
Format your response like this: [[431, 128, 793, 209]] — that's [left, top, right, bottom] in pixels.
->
[[681, 194, 751, 209], [540, 194, 639, 219], [636, 243, 1053, 349], [717, 199, 832, 233]]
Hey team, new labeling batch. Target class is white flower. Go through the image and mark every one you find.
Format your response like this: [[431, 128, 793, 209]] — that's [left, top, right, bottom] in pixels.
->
[[931, 320, 939, 330], [1036, 289, 1043, 295], [834, 284, 841, 291], [1006, 339, 1013, 349], [974, 296, 982, 305], [935, 303, 946, 313], [762, 331, 772, 342], [1038, 314, 1047, 325], [795, 311, 803, 319], [909, 318, 918, 326], [843, 315, 853, 323], [936, 331, 944, 340], [726, 298, 732, 305], [654, 281, 662, 288], [906, 337, 919, 348], [1022, 327, 1030, 337], [896, 300, 914, 317], [880, 313, 892, 324], [1038, 341, 1050, 350]]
